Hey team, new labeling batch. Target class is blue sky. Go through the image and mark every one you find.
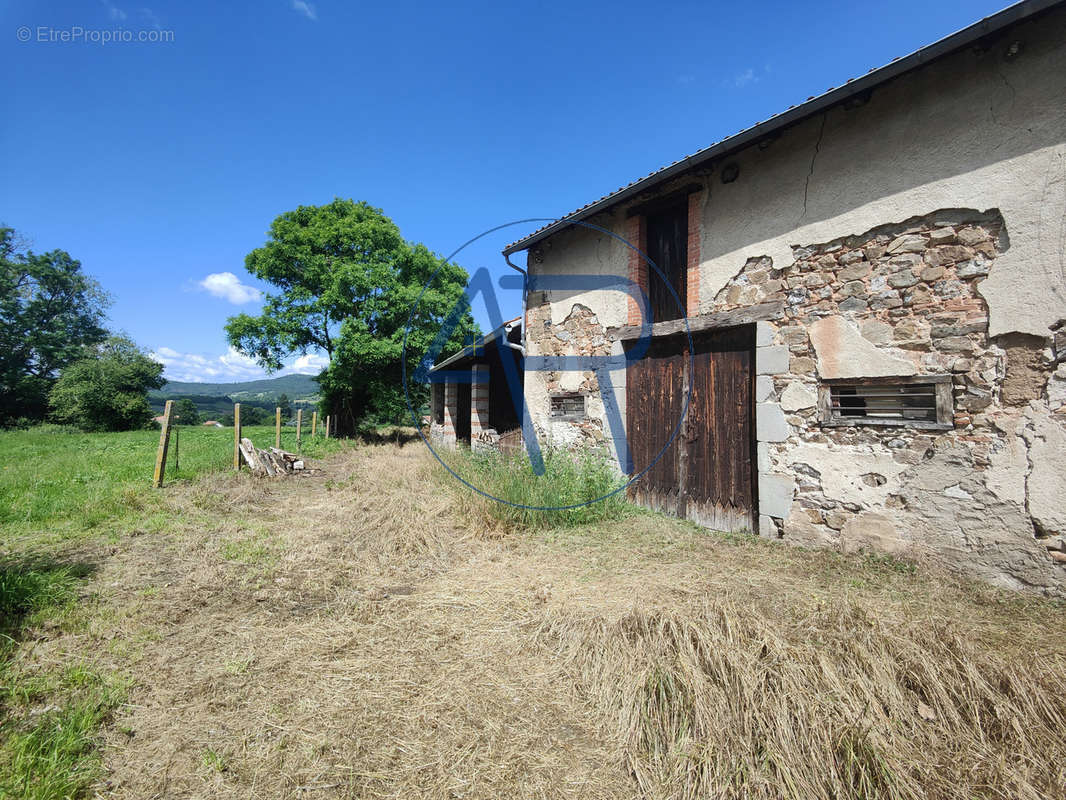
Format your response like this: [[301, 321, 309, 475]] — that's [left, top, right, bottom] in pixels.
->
[[2, 0, 1011, 382]]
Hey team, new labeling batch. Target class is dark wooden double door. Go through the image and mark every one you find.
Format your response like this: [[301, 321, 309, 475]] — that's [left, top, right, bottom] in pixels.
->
[[626, 325, 756, 532]]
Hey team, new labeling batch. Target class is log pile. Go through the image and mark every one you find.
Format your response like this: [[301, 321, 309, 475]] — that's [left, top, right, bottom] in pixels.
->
[[238, 438, 305, 477]]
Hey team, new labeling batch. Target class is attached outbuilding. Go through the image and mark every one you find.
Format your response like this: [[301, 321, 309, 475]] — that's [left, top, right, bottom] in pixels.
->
[[500, 0, 1066, 593], [429, 319, 525, 453]]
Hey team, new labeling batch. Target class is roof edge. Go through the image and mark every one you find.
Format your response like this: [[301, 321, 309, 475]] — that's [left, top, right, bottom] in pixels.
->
[[429, 317, 522, 372], [502, 0, 1060, 256]]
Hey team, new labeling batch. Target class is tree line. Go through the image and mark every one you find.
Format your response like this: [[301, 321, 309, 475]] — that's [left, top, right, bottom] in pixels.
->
[[0, 227, 164, 431], [163, 394, 310, 426], [2, 199, 476, 435]]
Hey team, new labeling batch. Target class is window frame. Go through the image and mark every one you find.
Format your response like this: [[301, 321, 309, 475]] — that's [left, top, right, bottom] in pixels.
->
[[817, 375, 954, 431], [644, 201, 689, 324]]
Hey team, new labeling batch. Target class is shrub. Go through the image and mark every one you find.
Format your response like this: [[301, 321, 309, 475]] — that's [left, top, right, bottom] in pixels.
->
[[48, 336, 164, 432]]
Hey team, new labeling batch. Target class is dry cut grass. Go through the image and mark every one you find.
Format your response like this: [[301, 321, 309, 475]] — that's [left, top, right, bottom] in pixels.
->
[[8, 441, 1065, 799], [540, 600, 1065, 799]]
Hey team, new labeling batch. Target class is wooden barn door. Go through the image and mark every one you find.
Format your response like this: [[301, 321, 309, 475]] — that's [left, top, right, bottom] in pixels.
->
[[626, 337, 685, 516], [684, 326, 756, 531], [626, 325, 756, 532]]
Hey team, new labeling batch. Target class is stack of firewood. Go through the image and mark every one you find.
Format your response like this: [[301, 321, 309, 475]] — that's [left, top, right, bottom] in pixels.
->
[[238, 438, 305, 476]]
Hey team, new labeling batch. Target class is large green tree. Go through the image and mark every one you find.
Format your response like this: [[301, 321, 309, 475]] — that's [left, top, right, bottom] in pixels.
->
[[0, 227, 110, 425], [48, 336, 165, 432], [226, 199, 475, 434]]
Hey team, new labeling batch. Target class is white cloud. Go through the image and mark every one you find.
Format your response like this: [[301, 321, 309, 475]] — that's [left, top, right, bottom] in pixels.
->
[[291, 0, 317, 20], [149, 346, 329, 383], [220, 346, 263, 375], [198, 272, 262, 304], [139, 7, 163, 30], [291, 353, 330, 374], [732, 68, 757, 88], [102, 1, 127, 21], [150, 346, 266, 383]]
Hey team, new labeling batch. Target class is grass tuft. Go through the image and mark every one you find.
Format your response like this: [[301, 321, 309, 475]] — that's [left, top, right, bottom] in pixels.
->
[[0, 556, 123, 800], [0, 673, 126, 800], [439, 445, 633, 531], [0, 559, 82, 632]]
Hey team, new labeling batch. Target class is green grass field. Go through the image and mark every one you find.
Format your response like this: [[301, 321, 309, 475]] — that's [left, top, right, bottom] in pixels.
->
[[0, 424, 340, 547], [0, 422, 344, 799]]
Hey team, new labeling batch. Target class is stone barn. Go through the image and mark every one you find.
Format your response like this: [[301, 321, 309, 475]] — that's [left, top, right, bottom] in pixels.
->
[[429, 318, 524, 452], [500, 0, 1066, 593]]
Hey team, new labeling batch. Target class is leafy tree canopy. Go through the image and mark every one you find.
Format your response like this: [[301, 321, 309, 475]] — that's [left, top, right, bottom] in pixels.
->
[[0, 227, 110, 425], [226, 199, 476, 433], [48, 336, 165, 432]]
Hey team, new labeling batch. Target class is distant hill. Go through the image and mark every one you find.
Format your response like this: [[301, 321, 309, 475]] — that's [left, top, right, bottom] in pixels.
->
[[152, 373, 319, 400], [149, 373, 320, 417]]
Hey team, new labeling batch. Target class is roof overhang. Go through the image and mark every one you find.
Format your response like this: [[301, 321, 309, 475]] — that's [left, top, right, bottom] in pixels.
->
[[428, 317, 522, 372]]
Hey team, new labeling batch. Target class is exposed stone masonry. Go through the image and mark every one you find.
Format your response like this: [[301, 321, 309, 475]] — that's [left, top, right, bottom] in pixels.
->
[[715, 209, 1065, 592], [526, 300, 612, 447]]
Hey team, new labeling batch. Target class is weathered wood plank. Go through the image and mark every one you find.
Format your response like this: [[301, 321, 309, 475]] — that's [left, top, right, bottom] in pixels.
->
[[646, 202, 688, 324], [608, 300, 784, 342], [239, 437, 260, 473], [684, 326, 754, 521]]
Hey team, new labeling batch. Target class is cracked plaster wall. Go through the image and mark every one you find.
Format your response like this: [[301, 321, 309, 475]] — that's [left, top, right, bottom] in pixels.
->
[[691, 10, 1066, 339], [720, 211, 1066, 594]]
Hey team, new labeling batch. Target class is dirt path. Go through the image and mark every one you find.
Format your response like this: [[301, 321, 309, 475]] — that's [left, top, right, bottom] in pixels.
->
[[34, 443, 1065, 799]]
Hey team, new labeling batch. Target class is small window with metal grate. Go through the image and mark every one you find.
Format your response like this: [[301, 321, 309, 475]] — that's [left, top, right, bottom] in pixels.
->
[[819, 376, 953, 430], [549, 393, 586, 419]]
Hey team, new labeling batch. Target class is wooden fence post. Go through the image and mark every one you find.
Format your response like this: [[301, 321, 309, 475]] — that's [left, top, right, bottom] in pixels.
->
[[275, 407, 282, 449], [233, 403, 242, 470], [311, 411, 317, 437], [325, 415, 331, 439], [296, 409, 302, 450], [153, 400, 173, 488]]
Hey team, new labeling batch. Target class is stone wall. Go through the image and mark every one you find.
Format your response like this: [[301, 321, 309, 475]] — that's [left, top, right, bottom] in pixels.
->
[[429, 381, 459, 448], [715, 209, 1065, 593], [519, 208, 1066, 592], [524, 299, 618, 451]]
